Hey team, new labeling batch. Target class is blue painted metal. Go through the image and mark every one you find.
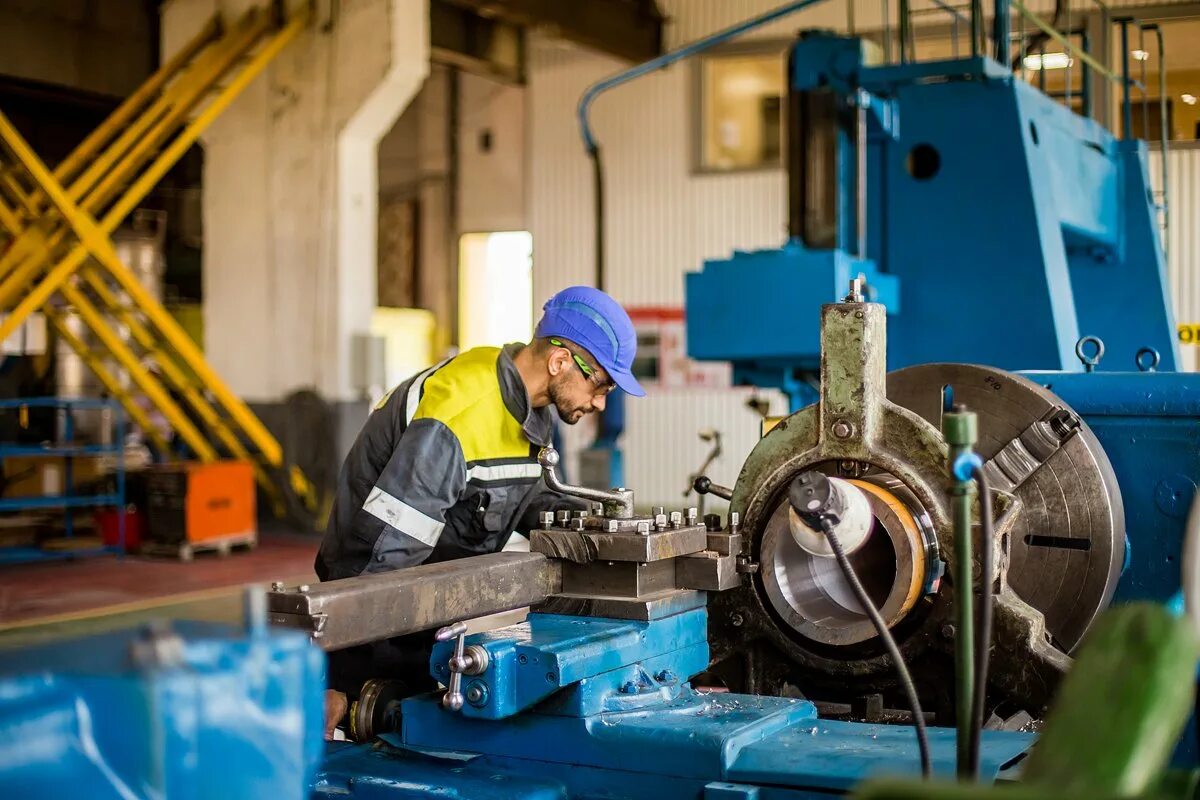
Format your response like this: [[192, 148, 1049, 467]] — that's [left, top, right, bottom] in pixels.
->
[[0, 396, 127, 563], [1020, 371, 1200, 608], [686, 35, 1178, 410], [428, 609, 711, 720], [0, 620, 326, 799], [310, 605, 1032, 799]]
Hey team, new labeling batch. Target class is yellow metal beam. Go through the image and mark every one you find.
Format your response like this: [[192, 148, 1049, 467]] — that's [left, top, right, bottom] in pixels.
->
[[52, 16, 223, 188], [0, 10, 312, 475], [42, 306, 172, 455], [0, 9, 311, 322], [81, 272, 257, 465], [0, 12, 253, 283], [62, 285, 218, 462], [78, 10, 270, 215], [70, 10, 265, 215]]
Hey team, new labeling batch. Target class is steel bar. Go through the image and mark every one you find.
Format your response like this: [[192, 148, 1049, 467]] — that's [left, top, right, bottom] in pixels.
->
[[268, 553, 562, 651]]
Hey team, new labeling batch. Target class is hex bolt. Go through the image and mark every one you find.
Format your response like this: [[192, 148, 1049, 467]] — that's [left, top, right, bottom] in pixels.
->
[[729, 512, 740, 534], [652, 506, 665, 517], [637, 521, 651, 536], [556, 510, 571, 525], [832, 420, 854, 439], [607, 519, 620, 533], [270, 581, 285, 591], [573, 509, 587, 520], [298, 584, 310, 593], [686, 508, 698, 525], [540, 511, 554, 529], [669, 511, 683, 528], [573, 518, 586, 531], [654, 513, 668, 530], [704, 514, 722, 532]]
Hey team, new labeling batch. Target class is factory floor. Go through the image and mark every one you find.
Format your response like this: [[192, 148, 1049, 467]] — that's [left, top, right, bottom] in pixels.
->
[[0, 530, 318, 649]]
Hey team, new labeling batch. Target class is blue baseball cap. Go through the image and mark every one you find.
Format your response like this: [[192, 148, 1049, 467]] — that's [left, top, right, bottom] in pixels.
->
[[534, 286, 645, 397]]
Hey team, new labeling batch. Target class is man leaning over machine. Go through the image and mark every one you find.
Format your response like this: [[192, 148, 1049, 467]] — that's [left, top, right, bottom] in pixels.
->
[[315, 286, 646, 737]]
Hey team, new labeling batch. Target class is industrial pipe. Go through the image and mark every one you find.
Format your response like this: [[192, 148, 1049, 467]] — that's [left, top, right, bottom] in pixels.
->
[[576, 0, 831, 288]]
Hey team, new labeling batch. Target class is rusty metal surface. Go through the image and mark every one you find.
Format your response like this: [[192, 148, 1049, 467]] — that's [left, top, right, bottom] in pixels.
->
[[539, 589, 706, 621], [267, 552, 560, 651], [530, 525, 707, 563], [677, 551, 741, 591]]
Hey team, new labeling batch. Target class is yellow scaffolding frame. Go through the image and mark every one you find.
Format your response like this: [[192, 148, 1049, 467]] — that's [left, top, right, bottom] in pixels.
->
[[0, 4, 318, 521]]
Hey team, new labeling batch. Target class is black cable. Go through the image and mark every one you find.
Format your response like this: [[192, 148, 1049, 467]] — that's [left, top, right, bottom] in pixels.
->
[[967, 464, 995, 778], [820, 517, 933, 777]]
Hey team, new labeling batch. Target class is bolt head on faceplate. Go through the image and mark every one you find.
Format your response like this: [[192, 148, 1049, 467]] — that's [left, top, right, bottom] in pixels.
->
[[832, 420, 854, 439], [607, 519, 620, 532]]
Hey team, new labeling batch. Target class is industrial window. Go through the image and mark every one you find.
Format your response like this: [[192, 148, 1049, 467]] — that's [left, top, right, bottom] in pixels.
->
[[1115, 15, 1200, 142], [696, 49, 787, 172]]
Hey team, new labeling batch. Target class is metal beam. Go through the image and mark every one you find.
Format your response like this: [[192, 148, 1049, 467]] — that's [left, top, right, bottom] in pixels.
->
[[440, 0, 664, 63], [431, 0, 525, 84], [267, 553, 562, 651]]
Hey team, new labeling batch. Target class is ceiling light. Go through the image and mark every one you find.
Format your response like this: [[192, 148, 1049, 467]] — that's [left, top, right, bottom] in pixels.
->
[[1023, 52, 1073, 71], [1132, 49, 1149, 61], [1183, 93, 1198, 106]]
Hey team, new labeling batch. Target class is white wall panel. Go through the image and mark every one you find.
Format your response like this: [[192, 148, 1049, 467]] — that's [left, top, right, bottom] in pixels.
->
[[623, 387, 788, 513]]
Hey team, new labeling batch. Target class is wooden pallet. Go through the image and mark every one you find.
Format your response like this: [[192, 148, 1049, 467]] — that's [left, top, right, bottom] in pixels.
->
[[140, 531, 257, 562]]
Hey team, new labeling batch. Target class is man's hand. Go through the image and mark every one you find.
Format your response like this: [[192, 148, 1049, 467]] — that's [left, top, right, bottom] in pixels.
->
[[324, 689, 348, 740]]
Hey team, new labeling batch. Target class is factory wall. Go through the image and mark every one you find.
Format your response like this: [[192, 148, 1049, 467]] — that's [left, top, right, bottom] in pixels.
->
[[1151, 145, 1200, 369], [0, 0, 156, 98], [162, 0, 428, 406]]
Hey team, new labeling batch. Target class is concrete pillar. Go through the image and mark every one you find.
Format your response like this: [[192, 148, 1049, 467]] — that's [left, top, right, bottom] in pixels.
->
[[161, 0, 429, 407]]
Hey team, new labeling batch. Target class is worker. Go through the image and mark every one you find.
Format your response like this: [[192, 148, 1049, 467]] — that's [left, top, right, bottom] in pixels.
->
[[316, 286, 645, 737]]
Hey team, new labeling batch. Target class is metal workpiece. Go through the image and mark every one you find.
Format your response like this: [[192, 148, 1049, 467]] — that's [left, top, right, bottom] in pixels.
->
[[538, 446, 634, 518], [705, 295, 1084, 712], [266, 552, 561, 650], [676, 551, 741, 591], [538, 589, 707, 622], [529, 522, 707, 564], [560, 559, 677, 598], [712, 297, 955, 681], [888, 363, 1124, 652], [706, 531, 742, 556]]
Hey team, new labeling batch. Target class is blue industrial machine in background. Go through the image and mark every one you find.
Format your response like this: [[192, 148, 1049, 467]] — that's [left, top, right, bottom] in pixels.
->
[[687, 29, 1176, 410]]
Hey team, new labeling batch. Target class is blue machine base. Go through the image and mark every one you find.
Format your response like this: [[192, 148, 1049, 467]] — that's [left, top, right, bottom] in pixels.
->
[[314, 691, 1033, 799]]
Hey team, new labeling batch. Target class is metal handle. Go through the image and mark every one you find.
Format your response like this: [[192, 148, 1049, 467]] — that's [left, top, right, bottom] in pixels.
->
[[436, 622, 468, 711], [692, 475, 733, 501], [538, 447, 634, 519]]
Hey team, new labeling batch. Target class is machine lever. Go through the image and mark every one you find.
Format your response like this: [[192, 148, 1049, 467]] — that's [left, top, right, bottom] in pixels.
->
[[436, 622, 468, 711], [692, 476, 733, 501], [538, 447, 635, 519]]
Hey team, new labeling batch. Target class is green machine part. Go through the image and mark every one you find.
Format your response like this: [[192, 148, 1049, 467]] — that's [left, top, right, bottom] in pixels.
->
[[856, 603, 1200, 800]]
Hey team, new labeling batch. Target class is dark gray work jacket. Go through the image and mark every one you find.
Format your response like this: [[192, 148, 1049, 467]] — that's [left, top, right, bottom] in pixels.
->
[[315, 344, 582, 581]]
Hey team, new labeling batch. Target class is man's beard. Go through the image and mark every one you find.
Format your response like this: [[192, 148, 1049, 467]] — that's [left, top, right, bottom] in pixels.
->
[[548, 376, 593, 424]]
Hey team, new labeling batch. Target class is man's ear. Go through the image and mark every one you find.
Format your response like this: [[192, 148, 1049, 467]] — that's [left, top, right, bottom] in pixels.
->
[[547, 347, 568, 377]]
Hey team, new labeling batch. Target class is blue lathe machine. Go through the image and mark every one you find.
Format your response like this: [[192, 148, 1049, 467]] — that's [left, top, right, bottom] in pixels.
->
[[4, 5, 1200, 799]]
